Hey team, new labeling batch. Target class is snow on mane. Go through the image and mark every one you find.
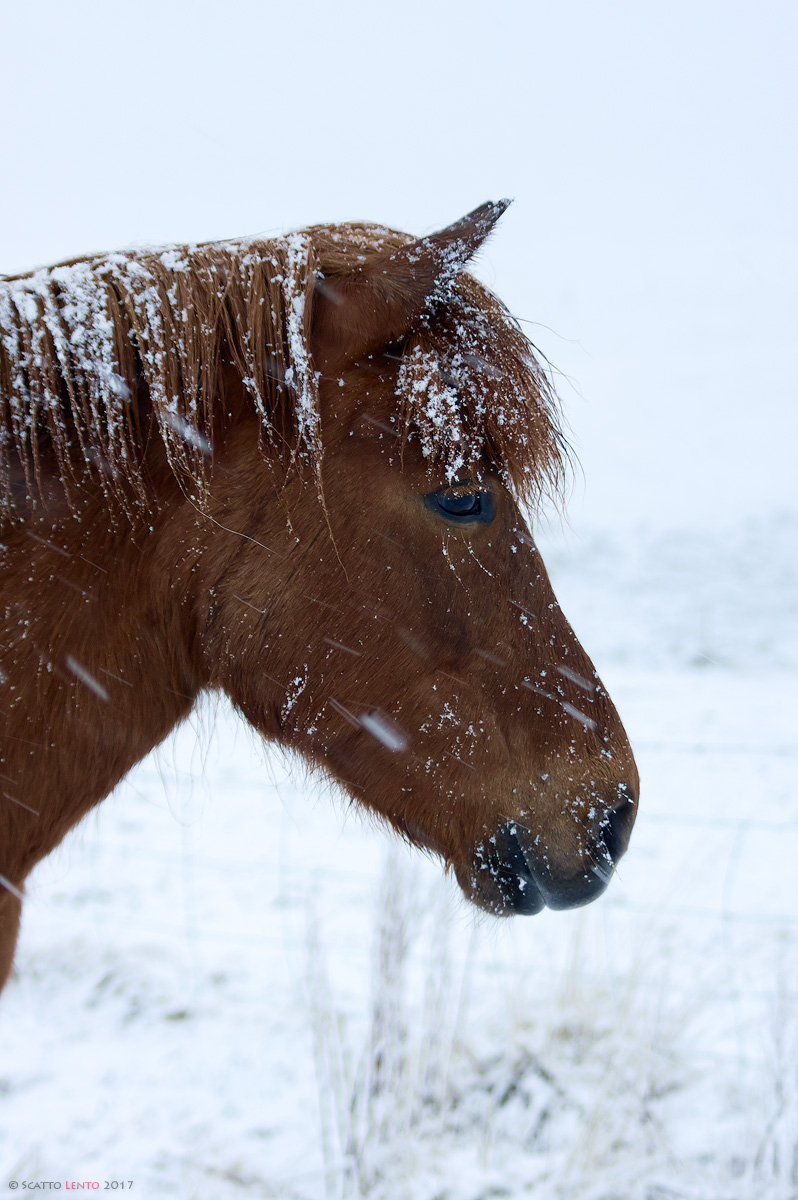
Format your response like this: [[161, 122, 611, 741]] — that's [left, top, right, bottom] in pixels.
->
[[0, 223, 564, 514]]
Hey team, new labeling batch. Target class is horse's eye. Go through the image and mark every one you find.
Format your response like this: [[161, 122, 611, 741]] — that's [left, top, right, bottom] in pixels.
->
[[425, 488, 496, 524], [439, 492, 482, 516]]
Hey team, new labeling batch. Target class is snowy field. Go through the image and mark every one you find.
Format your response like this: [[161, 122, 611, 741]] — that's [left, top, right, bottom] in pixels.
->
[[1, 2, 796, 1197], [1, 511, 796, 1199]]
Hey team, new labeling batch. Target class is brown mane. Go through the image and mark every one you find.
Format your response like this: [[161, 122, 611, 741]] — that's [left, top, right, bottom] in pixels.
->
[[0, 224, 564, 517]]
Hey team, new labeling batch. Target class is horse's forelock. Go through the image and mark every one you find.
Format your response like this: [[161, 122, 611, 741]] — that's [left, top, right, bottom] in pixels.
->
[[394, 279, 566, 504], [309, 222, 567, 505]]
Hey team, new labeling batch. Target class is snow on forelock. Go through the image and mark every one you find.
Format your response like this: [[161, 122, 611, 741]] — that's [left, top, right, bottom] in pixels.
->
[[398, 343, 468, 480], [395, 286, 546, 490]]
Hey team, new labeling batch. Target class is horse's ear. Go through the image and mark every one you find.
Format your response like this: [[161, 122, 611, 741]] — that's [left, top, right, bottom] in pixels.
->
[[311, 199, 511, 373]]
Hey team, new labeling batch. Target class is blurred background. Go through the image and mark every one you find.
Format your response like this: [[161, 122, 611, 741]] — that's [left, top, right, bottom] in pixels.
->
[[1, 2, 796, 1196]]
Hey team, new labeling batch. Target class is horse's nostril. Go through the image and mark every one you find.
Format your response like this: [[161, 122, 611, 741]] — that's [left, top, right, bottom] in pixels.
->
[[599, 785, 637, 865], [603, 811, 625, 863]]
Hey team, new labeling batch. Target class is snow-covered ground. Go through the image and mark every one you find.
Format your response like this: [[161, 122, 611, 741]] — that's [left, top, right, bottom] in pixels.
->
[[1, 511, 796, 1199], [1, 3, 796, 1196]]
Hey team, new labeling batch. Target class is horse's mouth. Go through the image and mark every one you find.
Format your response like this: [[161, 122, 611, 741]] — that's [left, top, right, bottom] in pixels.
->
[[405, 785, 635, 917], [457, 856, 606, 917], [403, 820, 536, 912], [405, 821, 604, 916], [458, 847, 548, 916], [457, 802, 635, 917]]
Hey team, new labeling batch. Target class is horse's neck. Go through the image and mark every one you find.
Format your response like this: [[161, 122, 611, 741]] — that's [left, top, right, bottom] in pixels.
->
[[0, 502, 201, 881]]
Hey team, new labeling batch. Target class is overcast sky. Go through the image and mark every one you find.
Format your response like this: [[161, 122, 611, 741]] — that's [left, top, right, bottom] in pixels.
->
[[1, 0, 795, 533]]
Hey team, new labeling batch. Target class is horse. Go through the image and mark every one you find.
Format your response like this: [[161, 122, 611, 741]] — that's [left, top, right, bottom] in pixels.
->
[[0, 201, 639, 994]]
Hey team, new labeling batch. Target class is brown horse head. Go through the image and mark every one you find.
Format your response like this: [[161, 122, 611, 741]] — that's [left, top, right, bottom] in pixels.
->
[[0, 203, 637, 934], [192, 204, 639, 915]]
